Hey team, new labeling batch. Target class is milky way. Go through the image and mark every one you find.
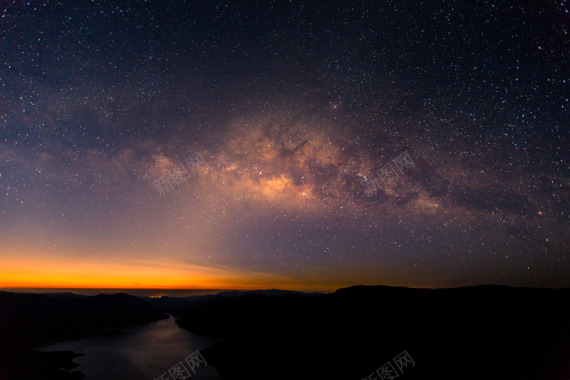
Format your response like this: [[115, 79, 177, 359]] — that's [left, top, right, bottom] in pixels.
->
[[0, 0, 568, 290]]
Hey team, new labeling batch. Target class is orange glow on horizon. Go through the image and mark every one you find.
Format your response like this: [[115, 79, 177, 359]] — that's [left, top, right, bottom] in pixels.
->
[[0, 254, 349, 292]]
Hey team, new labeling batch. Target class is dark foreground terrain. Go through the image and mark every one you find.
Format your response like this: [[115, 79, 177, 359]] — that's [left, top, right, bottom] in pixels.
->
[[0, 292, 167, 380], [1, 285, 568, 380], [175, 285, 570, 380]]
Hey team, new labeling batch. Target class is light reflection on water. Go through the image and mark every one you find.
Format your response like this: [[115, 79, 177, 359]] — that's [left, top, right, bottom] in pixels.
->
[[38, 316, 225, 380]]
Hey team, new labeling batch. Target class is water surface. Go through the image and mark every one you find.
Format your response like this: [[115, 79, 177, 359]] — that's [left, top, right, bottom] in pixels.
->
[[38, 316, 225, 380]]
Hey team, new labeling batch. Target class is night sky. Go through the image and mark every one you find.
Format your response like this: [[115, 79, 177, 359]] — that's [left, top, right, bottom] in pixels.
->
[[1, 0, 568, 290]]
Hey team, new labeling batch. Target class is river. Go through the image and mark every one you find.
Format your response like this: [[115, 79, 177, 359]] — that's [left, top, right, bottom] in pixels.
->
[[37, 315, 225, 380]]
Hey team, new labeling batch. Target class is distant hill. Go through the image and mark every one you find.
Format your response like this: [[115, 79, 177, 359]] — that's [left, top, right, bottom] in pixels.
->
[[176, 284, 570, 380], [145, 288, 319, 317]]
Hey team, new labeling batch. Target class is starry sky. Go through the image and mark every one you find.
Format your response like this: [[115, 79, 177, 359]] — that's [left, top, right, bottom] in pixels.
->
[[0, 0, 568, 291]]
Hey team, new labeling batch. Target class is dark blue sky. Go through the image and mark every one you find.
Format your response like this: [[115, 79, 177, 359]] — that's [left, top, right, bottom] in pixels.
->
[[0, 0, 568, 290]]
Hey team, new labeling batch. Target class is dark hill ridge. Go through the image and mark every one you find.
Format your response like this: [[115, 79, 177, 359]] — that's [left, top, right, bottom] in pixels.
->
[[67, 293, 167, 327], [0, 291, 167, 349], [0, 291, 167, 380], [176, 285, 570, 380], [145, 289, 320, 317]]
